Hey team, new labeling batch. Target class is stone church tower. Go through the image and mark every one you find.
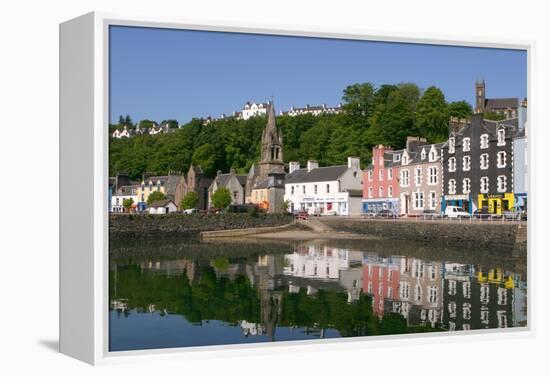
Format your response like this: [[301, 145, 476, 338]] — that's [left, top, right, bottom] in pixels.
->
[[258, 101, 284, 182], [475, 79, 486, 114]]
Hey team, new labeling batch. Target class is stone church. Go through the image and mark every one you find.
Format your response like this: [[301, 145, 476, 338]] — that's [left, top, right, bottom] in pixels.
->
[[245, 101, 286, 213]]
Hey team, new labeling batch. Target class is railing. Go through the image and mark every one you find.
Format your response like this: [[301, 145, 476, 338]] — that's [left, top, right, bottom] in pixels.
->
[[360, 212, 526, 223]]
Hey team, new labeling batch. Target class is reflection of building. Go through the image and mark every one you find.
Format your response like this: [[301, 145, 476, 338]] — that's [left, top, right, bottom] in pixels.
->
[[284, 157, 363, 215], [442, 264, 515, 331], [362, 254, 400, 317], [283, 244, 350, 280], [385, 257, 444, 327]]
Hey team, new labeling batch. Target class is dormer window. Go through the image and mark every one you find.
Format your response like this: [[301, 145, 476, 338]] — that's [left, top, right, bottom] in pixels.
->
[[421, 149, 426, 160], [480, 134, 489, 149], [394, 154, 401, 162], [497, 129, 506, 146], [449, 137, 455, 154], [463, 137, 471, 152], [402, 154, 409, 165], [429, 149, 437, 162]]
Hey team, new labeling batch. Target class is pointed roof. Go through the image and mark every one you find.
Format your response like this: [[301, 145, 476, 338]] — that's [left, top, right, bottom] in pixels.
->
[[262, 101, 280, 144]]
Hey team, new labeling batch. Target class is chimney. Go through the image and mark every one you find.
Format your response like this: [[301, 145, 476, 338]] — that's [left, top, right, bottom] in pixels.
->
[[289, 161, 301, 174], [216, 170, 222, 178], [307, 160, 319, 172], [347, 157, 360, 169], [229, 168, 236, 175]]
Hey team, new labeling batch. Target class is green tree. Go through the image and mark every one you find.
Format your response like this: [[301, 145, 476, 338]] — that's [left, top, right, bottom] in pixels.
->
[[146, 191, 166, 205], [138, 119, 157, 129], [122, 197, 134, 211], [211, 187, 232, 210], [124, 114, 133, 127], [180, 191, 199, 210], [192, 143, 218, 177], [342, 82, 375, 118], [416, 86, 450, 143], [447, 100, 473, 119]]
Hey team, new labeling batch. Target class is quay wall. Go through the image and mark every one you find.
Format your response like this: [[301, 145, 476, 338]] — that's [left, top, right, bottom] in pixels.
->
[[109, 213, 294, 240], [321, 218, 527, 254]]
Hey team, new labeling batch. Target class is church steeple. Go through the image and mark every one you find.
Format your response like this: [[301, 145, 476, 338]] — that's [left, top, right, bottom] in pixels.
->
[[259, 101, 284, 181]]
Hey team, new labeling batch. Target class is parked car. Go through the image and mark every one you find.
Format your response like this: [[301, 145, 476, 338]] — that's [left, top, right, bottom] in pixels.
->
[[504, 207, 527, 221], [421, 209, 440, 219], [444, 206, 471, 219], [295, 211, 309, 220], [182, 208, 198, 214], [473, 207, 491, 220], [375, 209, 398, 219]]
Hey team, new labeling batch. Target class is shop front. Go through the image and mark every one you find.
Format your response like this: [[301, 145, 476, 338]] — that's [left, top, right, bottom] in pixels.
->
[[477, 193, 515, 215], [299, 193, 353, 216], [362, 198, 400, 215], [441, 194, 473, 214]]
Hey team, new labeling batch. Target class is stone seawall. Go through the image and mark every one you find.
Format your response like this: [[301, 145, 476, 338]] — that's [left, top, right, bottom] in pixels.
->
[[109, 213, 295, 240], [321, 218, 526, 254]]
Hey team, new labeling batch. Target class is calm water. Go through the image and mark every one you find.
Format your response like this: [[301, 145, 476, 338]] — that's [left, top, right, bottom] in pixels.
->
[[109, 238, 527, 351]]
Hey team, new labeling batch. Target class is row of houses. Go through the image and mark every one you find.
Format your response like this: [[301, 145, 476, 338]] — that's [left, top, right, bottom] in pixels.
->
[[111, 122, 177, 139]]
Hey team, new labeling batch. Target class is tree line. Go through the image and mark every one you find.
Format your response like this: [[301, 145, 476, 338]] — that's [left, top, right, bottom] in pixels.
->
[[109, 82, 475, 180]]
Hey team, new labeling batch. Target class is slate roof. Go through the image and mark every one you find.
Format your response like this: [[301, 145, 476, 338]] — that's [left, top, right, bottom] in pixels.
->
[[285, 165, 348, 184], [116, 184, 139, 195], [143, 174, 184, 196], [485, 98, 519, 109], [148, 200, 175, 208], [215, 173, 247, 188]]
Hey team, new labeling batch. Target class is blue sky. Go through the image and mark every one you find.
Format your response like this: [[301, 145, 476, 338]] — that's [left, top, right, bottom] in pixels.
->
[[109, 26, 527, 125]]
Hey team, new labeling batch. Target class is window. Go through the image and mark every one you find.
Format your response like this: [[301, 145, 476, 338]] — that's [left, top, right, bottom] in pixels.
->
[[480, 284, 490, 304], [413, 191, 424, 209], [498, 287, 508, 306], [415, 167, 422, 185], [480, 134, 489, 149], [462, 178, 471, 194], [463, 303, 472, 320], [291, 186, 295, 195], [421, 149, 426, 160], [428, 167, 438, 185], [302, 185, 306, 194], [480, 177, 489, 193], [463, 137, 471, 152], [480, 153, 489, 170], [400, 169, 410, 187], [497, 129, 506, 146], [448, 179, 456, 195], [233, 191, 238, 199], [379, 156, 384, 166], [368, 187, 373, 198], [379, 169, 384, 180], [463, 155, 471, 171], [429, 149, 437, 162], [388, 186, 393, 197], [448, 302, 457, 318], [387, 168, 393, 179], [429, 191, 437, 209], [314, 185, 318, 194], [448, 157, 456, 172], [497, 151, 507, 168], [497, 175, 507, 193], [368, 170, 373, 182], [399, 282, 410, 300], [156, 181, 161, 191], [463, 282, 471, 299], [428, 286, 438, 304], [394, 154, 401, 162], [449, 280, 457, 295], [402, 154, 408, 165], [449, 137, 455, 154], [326, 184, 330, 193], [379, 187, 384, 197], [415, 285, 422, 302]]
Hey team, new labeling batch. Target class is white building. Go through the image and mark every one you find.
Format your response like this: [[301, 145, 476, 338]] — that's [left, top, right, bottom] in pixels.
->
[[110, 185, 139, 213], [112, 125, 133, 139], [241, 101, 269, 120], [283, 244, 350, 280], [281, 103, 342, 117], [284, 157, 363, 216], [146, 200, 177, 214]]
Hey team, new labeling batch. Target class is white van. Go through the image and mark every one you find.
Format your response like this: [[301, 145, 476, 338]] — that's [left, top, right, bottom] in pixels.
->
[[444, 206, 471, 219]]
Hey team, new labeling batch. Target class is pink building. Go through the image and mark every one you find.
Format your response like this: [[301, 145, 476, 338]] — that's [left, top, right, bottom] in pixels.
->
[[362, 145, 401, 214], [362, 257, 400, 317]]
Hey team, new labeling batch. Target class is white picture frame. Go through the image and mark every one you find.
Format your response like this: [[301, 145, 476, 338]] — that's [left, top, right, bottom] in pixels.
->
[[59, 11, 534, 365]]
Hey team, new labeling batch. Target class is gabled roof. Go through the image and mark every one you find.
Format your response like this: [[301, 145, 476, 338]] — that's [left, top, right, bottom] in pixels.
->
[[149, 200, 175, 208], [285, 165, 348, 184]]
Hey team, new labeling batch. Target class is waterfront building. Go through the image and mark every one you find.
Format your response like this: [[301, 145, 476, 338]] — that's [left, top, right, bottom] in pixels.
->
[[280, 103, 342, 117], [246, 102, 286, 212], [284, 157, 363, 215], [475, 80, 524, 119], [136, 173, 185, 212], [362, 145, 402, 214], [208, 169, 248, 207], [441, 113, 518, 215], [146, 199, 177, 214], [110, 184, 139, 213], [177, 165, 212, 211], [397, 137, 444, 216], [513, 104, 528, 209]]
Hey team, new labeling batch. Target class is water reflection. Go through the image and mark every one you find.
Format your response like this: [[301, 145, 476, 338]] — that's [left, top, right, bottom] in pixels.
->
[[109, 240, 527, 351]]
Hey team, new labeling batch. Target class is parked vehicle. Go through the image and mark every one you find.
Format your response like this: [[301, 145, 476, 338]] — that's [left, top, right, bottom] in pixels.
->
[[295, 211, 309, 220], [444, 206, 471, 219], [419, 209, 440, 219], [308, 207, 321, 216], [473, 207, 491, 220], [375, 209, 398, 219], [504, 206, 527, 221], [182, 208, 197, 214]]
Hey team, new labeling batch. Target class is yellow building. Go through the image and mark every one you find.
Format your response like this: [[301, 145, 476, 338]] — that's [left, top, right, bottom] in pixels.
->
[[249, 187, 269, 211], [136, 174, 185, 210], [477, 193, 514, 215]]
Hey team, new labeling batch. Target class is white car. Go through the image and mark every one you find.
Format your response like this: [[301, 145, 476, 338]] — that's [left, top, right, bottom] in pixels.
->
[[444, 206, 471, 219], [182, 208, 197, 214]]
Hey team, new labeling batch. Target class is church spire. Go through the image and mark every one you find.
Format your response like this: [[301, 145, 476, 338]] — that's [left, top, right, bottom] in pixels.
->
[[259, 100, 284, 181]]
